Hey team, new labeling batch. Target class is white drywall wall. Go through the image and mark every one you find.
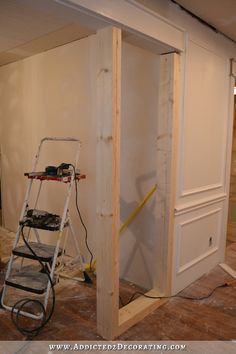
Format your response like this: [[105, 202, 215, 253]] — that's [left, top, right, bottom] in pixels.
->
[[120, 42, 160, 289], [0, 35, 97, 259]]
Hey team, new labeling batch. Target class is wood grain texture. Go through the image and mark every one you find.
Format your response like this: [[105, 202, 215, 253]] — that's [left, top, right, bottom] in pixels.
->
[[227, 97, 236, 242], [155, 53, 180, 295], [96, 26, 121, 340], [118, 290, 167, 336]]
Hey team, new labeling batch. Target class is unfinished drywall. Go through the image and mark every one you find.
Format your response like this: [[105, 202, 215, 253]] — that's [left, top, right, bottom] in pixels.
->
[[0, 35, 97, 259], [120, 42, 160, 289]]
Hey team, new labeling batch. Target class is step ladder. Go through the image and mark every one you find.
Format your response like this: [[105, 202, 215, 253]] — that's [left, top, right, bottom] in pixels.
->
[[1, 137, 89, 319]]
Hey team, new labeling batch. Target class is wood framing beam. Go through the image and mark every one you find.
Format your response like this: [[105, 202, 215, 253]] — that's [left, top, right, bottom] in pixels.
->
[[96, 26, 121, 340], [117, 290, 167, 336], [57, 0, 185, 51], [155, 53, 180, 295], [166, 53, 181, 296]]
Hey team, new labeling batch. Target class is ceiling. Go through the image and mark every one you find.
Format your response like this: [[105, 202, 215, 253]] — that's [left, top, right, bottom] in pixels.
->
[[0, 0, 176, 67], [0, 0, 102, 66], [175, 0, 236, 42]]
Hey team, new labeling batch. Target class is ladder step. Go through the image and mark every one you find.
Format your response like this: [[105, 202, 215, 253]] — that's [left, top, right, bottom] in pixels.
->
[[13, 242, 62, 262], [5, 271, 52, 294], [20, 209, 69, 231]]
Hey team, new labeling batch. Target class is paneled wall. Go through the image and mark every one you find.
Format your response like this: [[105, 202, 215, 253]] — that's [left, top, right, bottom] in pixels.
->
[[173, 201, 224, 292], [135, 0, 234, 293], [176, 40, 228, 203], [173, 40, 229, 292]]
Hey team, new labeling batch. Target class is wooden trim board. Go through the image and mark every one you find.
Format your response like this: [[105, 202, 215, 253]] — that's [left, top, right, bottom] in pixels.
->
[[219, 263, 236, 279]]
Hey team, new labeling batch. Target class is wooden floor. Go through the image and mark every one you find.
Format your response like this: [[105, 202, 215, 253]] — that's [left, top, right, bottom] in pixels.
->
[[0, 241, 236, 340]]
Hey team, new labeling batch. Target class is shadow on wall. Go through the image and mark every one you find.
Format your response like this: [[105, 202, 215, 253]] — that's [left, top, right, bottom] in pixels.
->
[[120, 170, 164, 289]]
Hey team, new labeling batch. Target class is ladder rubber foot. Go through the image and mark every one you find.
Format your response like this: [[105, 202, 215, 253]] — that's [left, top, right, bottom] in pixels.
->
[[83, 271, 92, 284]]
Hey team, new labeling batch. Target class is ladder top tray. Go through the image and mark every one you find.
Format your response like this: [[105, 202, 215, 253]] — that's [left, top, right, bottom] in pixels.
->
[[24, 171, 86, 183]]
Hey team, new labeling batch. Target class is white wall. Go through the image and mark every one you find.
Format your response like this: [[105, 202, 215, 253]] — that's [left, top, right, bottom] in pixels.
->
[[0, 36, 162, 288], [120, 42, 160, 289], [0, 35, 97, 258]]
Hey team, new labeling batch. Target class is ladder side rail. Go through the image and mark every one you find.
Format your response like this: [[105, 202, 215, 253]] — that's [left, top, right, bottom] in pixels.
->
[[43, 229, 63, 310], [33, 181, 43, 209], [56, 222, 70, 273], [68, 219, 85, 272], [2, 139, 49, 310], [1, 201, 32, 303], [32, 139, 45, 172], [35, 137, 81, 172], [40, 137, 81, 170], [1, 174, 34, 302], [33, 229, 41, 243], [19, 169, 43, 270], [60, 167, 75, 232], [43, 169, 75, 310]]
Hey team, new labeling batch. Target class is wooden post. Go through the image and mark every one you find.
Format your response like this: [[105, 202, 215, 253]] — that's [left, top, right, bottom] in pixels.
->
[[155, 53, 180, 295], [166, 53, 180, 295], [96, 26, 121, 340]]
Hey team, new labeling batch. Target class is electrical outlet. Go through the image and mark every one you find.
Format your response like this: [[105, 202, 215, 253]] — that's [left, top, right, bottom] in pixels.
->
[[209, 236, 213, 247]]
